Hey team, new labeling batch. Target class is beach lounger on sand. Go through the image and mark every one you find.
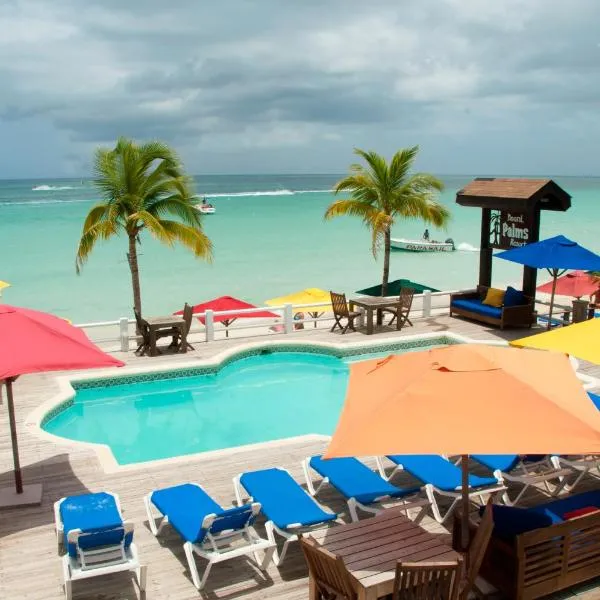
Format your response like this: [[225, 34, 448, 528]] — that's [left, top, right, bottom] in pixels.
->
[[144, 483, 274, 590], [303, 455, 429, 522], [54, 492, 146, 600], [471, 454, 570, 505], [233, 467, 339, 565], [376, 455, 505, 524]]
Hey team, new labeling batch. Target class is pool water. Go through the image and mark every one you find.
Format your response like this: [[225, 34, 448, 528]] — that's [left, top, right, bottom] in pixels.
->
[[44, 346, 442, 464]]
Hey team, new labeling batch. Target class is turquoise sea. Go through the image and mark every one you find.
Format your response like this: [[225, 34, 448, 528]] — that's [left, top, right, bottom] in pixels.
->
[[1, 174, 599, 323]]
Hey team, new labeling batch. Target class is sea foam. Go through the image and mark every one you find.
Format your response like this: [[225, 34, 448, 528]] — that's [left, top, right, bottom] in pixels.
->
[[32, 184, 78, 191]]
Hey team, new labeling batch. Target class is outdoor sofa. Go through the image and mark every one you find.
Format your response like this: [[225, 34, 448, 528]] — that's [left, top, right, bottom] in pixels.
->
[[450, 285, 534, 329], [459, 490, 600, 599]]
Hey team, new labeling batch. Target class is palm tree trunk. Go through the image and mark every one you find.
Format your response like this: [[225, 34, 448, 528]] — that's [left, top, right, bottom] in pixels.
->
[[381, 228, 391, 296], [127, 234, 142, 317]]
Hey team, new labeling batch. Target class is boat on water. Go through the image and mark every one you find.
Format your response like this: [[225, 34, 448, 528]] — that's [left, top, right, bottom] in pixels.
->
[[391, 237, 455, 252], [194, 196, 216, 214]]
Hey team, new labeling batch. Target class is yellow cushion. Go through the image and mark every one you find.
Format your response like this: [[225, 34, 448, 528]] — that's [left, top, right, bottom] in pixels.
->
[[482, 287, 505, 307]]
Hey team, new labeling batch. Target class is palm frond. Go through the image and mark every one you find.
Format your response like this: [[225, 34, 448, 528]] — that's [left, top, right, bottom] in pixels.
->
[[159, 220, 213, 260]]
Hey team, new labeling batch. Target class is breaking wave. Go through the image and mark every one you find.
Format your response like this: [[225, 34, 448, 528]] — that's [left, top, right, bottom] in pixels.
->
[[457, 242, 479, 252], [32, 185, 79, 191], [205, 189, 330, 198]]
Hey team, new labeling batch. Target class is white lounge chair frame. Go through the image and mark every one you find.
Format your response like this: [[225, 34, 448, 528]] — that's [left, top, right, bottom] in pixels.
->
[[303, 457, 430, 523], [375, 456, 506, 524], [461, 456, 571, 505], [233, 469, 342, 566], [54, 494, 146, 600], [144, 486, 275, 590], [551, 455, 600, 494]]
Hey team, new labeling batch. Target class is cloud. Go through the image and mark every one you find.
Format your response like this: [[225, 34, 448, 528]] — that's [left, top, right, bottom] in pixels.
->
[[1, 0, 600, 176]]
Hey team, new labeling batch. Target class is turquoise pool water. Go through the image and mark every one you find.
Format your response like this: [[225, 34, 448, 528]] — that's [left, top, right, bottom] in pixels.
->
[[43, 345, 444, 464]]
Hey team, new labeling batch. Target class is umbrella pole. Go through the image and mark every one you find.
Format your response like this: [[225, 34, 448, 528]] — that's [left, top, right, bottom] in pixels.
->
[[5, 378, 23, 494], [460, 454, 470, 553], [547, 269, 558, 331]]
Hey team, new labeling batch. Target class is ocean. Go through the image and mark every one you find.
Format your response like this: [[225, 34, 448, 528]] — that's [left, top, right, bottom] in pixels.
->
[[0, 175, 598, 323]]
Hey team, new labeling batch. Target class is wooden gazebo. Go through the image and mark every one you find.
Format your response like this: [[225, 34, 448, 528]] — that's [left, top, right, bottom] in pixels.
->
[[456, 178, 571, 297]]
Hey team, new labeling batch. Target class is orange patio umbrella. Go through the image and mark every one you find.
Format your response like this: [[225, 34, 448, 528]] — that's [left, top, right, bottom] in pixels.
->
[[325, 344, 600, 547]]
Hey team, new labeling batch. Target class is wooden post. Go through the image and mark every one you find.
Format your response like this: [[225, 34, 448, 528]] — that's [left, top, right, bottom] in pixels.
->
[[522, 207, 540, 298], [5, 378, 23, 494], [461, 454, 470, 555], [479, 209, 492, 288]]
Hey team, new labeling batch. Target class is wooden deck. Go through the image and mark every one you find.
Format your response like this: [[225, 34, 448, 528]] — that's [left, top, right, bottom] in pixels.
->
[[1, 315, 600, 599]]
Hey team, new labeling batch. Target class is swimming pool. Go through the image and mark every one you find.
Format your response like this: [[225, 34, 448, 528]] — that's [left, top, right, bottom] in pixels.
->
[[42, 339, 452, 465]]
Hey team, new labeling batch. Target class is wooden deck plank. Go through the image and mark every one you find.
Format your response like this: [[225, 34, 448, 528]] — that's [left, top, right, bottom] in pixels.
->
[[1, 316, 600, 599]]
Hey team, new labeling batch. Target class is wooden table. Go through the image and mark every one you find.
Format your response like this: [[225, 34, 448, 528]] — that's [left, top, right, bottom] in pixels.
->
[[349, 297, 404, 335], [145, 315, 187, 357], [309, 509, 460, 600]]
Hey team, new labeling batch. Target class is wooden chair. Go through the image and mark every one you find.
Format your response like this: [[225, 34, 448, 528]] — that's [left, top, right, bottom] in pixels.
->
[[181, 302, 195, 351], [455, 500, 494, 600], [393, 560, 463, 600], [330, 291, 361, 334], [133, 309, 151, 356], [299, 536, 357, 600], [383, 287, 415, 329]]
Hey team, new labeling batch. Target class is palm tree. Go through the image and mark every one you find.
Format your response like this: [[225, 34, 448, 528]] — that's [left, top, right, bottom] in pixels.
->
[[325, 146, 450, 296], [76, 137, 212, 316]]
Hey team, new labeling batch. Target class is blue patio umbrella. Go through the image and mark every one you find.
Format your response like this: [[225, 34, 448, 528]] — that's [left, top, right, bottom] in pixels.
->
[[496, 235, 600, 329]]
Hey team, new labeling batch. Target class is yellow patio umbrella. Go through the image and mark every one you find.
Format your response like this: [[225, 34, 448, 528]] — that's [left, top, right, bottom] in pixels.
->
[[265, 288, 331, 327], [0, 281, 10, 291], [511, 317, 600, 365]]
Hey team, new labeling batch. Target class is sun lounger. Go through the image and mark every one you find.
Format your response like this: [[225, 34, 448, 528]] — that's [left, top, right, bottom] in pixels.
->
[[233, 467, 339, 565], [54, 492, 146, 600], [377, 455, 505, 523], [303, 455, 429, 522], [550, 453, 600, 494], [144, 483, 274, 590], [471, 454, 570, 504]]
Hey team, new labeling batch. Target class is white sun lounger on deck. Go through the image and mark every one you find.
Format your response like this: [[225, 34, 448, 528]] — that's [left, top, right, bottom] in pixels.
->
[[233, 467, 339, 565], [54, 492, 146, 600], [377, 454, 505, 524], [303, 455, 429, 522], [471, 454, 570, 505], [144, 482, 274, 590]]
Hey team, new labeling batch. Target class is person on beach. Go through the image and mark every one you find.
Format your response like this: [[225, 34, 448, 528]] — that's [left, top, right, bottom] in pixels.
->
[[423, 229, 430, 240]]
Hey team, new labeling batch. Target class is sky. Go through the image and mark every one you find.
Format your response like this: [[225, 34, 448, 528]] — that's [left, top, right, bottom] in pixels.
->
[[0, 0, 599, 178]]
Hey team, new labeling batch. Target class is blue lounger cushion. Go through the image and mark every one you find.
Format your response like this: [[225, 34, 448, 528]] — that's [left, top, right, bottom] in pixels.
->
[[451, 299, 503, 319], [471, 454, 547, 473], [388, 455, 497, 491], [151, 483, 255, 544], [588, 392, 600, 410], [60, 492, 132, 558], [240, 468, 337, 530], [309, 456, 420, 504]]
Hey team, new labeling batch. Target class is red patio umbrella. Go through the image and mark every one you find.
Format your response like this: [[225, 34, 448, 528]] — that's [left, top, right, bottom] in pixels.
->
[[0, 305, 124, 506], [537, 270, 600, 299], [175, 295, 279, 337]]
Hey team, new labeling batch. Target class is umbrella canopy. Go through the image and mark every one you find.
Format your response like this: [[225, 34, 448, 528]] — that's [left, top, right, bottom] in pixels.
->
[[0, 305, 124, 502], [511, 317, 600, 365], [326, 344, 600, 458], [325, 344, 600, 548], [537, 270, 599, 299], [265, 288, 331, 326], [176, 296, 279, 336], [265, 288, 331, 311], [0, 280, 10, 291], [496, 235, 600, 329], [356, 279, 439, 296]]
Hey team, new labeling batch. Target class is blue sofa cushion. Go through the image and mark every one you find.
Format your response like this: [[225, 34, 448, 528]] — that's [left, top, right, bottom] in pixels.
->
[[451, 298, 503, 320], [530, 490, 600, 524], [480, 504, 553, 541], [504, 286, 527, 307]]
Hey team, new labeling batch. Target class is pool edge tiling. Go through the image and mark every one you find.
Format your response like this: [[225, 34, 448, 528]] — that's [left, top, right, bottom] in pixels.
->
[[28, 333, 478, 472]]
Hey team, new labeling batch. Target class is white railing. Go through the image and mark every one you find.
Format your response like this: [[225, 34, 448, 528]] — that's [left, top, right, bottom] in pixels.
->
[[75, 289, 459, 352]]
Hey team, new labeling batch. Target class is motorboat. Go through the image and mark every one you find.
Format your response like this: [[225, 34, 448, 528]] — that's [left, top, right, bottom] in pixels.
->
[[391, 237, 455, 252], [194, 196, 216, 214]]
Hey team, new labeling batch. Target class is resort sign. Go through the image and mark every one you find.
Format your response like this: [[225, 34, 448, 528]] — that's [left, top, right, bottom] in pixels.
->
[[490, 210, 532, 249]]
